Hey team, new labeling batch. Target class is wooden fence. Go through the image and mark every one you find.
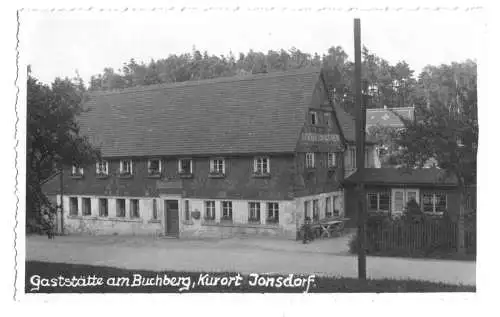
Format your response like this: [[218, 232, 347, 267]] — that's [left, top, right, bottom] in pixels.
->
[[366, 219, 476, 255]]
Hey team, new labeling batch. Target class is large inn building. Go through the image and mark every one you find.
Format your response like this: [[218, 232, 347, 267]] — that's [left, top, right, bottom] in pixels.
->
[[42, 68, 380, 239]]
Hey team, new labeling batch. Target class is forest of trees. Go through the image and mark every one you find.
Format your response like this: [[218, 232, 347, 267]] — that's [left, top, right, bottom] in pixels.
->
[[86, 45, 420, 110]]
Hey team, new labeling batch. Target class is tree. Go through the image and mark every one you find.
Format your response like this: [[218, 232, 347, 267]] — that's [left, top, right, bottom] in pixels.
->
[[27, 71, 101, 223], [367, 125, 404, 167], [394, 61, 477, 231]]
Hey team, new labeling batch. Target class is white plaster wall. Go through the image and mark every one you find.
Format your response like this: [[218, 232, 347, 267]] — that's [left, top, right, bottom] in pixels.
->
[[294, 191, 345, 226], [177, 198, 295, 239], [60, 195, 162, 236]]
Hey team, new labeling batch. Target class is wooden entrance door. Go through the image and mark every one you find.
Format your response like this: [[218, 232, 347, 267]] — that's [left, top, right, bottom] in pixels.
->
[[164, 200, 179, 237]]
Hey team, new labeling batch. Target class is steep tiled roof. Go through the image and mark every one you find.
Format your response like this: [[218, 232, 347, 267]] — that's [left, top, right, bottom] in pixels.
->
[[79, 68, 321, 157], [333, 104, 377, 144], [366, 107, 414, 129], [344, 168, 458, 186]]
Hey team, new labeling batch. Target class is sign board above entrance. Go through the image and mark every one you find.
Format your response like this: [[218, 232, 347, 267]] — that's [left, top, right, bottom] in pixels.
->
[[157, 179, 183, 189], [301, 132, 341, 143]]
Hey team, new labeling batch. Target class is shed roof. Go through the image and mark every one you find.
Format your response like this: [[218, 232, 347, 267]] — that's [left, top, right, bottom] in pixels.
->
[[344, 168, 458, 186]]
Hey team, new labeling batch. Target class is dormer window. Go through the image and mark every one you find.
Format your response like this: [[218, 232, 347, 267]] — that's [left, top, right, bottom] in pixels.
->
[[96, 160, 109, 177], [178, 159, 193, 175], [253, 157, 270, 175], [148, 159, 162, 176], [71, 165, 84, 177], [120, 159, 133, 176]]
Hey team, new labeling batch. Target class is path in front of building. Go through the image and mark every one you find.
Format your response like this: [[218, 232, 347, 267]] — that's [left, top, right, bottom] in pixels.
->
[[26, 235, 476, 286]]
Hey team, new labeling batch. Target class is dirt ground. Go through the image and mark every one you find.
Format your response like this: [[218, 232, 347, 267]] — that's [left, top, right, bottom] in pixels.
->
[[25, 234, 476, 285]]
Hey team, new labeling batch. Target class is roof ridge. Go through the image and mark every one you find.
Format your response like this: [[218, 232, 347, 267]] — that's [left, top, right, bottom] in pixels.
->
[[366, 107, 414, 112], [89, 67, 321, 97]]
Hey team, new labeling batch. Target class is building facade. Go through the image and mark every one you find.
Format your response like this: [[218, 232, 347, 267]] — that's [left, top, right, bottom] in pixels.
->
[[42, 68, 378, 239], [342, 168, 462, 227]]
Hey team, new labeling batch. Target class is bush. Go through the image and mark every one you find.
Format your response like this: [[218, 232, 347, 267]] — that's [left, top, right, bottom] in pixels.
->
[[26, 202, 57, 236]]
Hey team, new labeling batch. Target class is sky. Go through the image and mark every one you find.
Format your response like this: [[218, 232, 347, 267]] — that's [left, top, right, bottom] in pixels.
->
[[20, 9, 485, 85]]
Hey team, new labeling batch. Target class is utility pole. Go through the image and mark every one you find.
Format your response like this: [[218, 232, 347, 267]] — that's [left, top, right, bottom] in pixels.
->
[[59, 164, 64, 235], [354, 18, 367, 280]]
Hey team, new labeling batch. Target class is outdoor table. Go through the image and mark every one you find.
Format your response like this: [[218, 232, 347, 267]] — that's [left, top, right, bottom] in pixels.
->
[[318, 218, 350, 238]]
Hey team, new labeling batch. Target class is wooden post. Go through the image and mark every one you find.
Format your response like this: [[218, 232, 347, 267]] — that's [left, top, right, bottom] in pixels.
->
[[354, 18, 367, 280]]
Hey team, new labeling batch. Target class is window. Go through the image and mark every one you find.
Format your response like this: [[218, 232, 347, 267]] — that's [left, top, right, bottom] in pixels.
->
[[221, 201, 233, 222], [423, 193, 447, 214], [348, 148, 356, 168], [82, 198, 91, 216], [325, 197, 332, 218], [393, 190, 405, 213], [367, 192, 391, 212], [99, 198, 108, 217], [205, 201, 215, 221], [69, 197, 78, 216], [71, 165, 84, 176], [267, 202, 279, 224], [210, 158, 225, 175], [96, 160, 109, 176], [312, 199, 319, 222], [248, 202, 261, 223], [184, 200, 190, 221], [152, 199, 158, 220], [253, 157, 270, 175], [364, 149, 370, 168], [310, 111, 318, 125], [116, 199, 126, 217], [328, 152, 336, 168], [178, 159, 192, 174], [368, 193, 378, 210], [130, 199, 140, 218], [304, 201, 310, 219], [120, 160, 133, 175], [148, 159, 161, 176], [305, 152, 315, 168], [332, 196, 339, 217]]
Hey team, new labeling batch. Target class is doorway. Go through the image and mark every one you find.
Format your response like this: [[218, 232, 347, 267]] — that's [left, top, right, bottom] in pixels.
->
[[164, 200, 179, 237], [391, 188, 420, 214]]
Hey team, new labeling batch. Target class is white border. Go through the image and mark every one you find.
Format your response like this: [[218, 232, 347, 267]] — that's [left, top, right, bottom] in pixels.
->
[[2, 0, 496, 315]]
